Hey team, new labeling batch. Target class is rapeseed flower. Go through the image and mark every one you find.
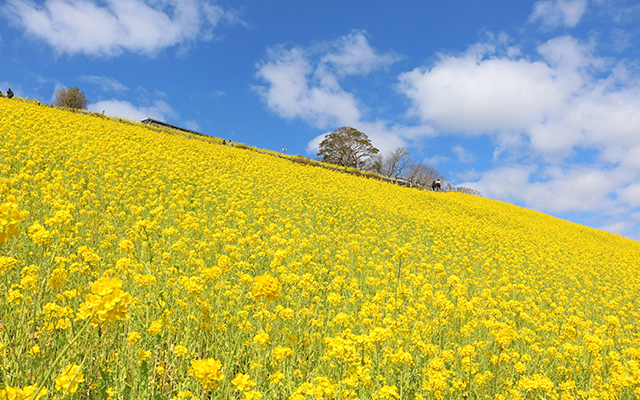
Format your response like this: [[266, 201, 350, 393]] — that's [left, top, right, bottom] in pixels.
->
[[0, 196, 23, 245], [378, 385, 400, 399], [174, 344, 189, 357], [252, 274, 281, 302], [55, 363, 84, 394], [0, 386, 47, 400], [76, 277, 132, 323], [232, 373, 256, 392], [189, 358, 224, 389]]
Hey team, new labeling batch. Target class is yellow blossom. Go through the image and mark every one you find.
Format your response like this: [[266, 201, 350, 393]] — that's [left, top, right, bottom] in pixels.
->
[[174, 344, 189, 357], [127, 332, 141, 344], [76, 277, 132, 323], [232, 373, 256, 392], [189, 358, 224, 389], [55, 363, 85, 394], [0, 196, 23, 245], [252, 274, 281, 302], [29, 345, 40, 357]]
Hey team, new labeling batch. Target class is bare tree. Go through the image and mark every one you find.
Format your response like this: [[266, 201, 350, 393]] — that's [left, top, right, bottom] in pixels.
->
[[367, 147, 411, 178], [403, 162, 446, 187], [384, 147, 411, 178], [317, 126, 379, 168]]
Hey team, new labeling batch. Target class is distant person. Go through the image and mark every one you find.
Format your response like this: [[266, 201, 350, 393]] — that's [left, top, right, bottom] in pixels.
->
[[6, 88, 14, 99], [222, 140, 227, 145], [432, 179, 441, 191]]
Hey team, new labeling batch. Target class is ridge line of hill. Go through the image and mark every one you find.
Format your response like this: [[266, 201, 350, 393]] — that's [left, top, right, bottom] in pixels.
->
[[7, 96, 478, 196]]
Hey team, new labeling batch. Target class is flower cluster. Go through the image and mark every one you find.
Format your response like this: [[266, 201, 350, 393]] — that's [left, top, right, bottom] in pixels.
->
[[0, 195, 24, 245], [0, 386, 47, 400], [76, 277, 132, 323], [55, 363, 84, 394], [189, 358, 225, 389], [252, 274, 281, 302]]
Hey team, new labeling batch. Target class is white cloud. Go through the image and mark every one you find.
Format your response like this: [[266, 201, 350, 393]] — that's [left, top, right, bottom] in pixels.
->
[[594, 0, 640, 24], [254, 31, 400, 129], [460, 164, 629, 216], [452, 145, 475, 164], [184, 120, 201, 132], [305, 133, 326, 155], [459, 165, 535, 201], [619, 183, 640, 207], [529, 0, 589, 28], [398, 35, 640, 160], [525, 167, 618, 213], [398, 43, 570, 135], [3, 0, 243, 57], [433, 34, 640, 239], [600, 221, 632, 236], [353, 121, 409, 153], [424, 154, 450, 166], [319, 29, 402, 76], [255, 30, 410, 154], [254, 45, 362, 128], [79, 75, 128, 92], [88, 99, 176, 121]]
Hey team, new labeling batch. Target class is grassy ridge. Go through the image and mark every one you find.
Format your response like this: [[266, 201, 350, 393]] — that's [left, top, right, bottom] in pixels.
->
[[2, 97, 640, 399]]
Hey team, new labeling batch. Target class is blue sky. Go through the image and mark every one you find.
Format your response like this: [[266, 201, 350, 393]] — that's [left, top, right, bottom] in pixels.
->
[[2, 0, 640, 241]]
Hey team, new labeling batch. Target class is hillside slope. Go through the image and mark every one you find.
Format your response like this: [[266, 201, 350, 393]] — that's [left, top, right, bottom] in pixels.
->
[[2, 98, 640, 399]]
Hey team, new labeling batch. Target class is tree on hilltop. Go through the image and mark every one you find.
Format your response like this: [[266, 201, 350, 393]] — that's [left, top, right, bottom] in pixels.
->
[[403, 161, 446, 187], [317, 126, 379, 168], [54, 85, 91, 110], [369, 147, 411, 179]]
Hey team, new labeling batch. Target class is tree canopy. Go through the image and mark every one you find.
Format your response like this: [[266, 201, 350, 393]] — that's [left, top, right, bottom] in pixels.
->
[[54, 86, 91, 110], [317, 126, 379, 168]]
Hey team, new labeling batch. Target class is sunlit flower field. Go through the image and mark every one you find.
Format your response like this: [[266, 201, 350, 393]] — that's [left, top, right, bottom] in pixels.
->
[[2, 97, 640, 400]]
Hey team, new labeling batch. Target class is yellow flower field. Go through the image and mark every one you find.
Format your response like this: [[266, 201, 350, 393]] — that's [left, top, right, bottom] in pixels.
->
[[2, 97, 640, 400]]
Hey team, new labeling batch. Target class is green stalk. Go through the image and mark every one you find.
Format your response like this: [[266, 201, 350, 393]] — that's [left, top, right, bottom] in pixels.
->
[[30, 314, 95, 400], [394, 259, 402, 316]]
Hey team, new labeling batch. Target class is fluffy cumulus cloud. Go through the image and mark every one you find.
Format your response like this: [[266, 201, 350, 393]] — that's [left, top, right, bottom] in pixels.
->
[[529, 0, 588, 28], [396, 26, 640, 238], [460, 165, 621, 214], [2, 0, 242, 56], [254, 45, 362, 128], [255, 30, 412, 154], [397, 36, 595, 141], [88, 99, 176, 121]]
